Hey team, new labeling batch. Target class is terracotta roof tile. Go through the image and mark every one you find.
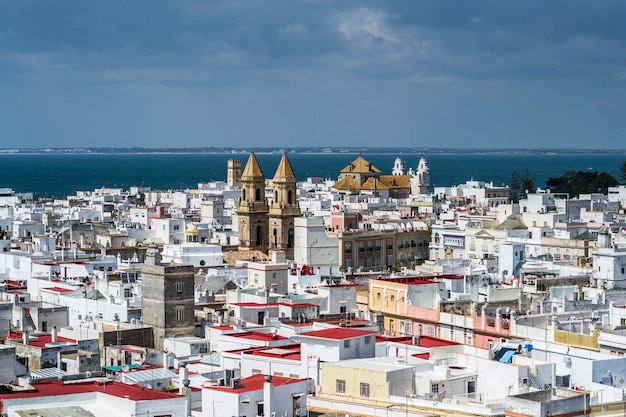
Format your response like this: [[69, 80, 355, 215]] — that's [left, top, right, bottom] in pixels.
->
[[241, 153, 265, 178], [340, 155, 381, 174], [273, 153, 296, 179]]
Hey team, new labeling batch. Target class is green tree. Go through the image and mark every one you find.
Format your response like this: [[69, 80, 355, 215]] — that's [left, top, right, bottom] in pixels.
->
[[546, 170, 618, 196], [620, 160, 626, 184], [521, 170, 535, 195], [509, 170, 521, 202]]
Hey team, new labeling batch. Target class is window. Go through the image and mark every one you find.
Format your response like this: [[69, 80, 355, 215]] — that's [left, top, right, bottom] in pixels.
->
[[124, 287, 131, 298], [431, 383, 440, 394], [176, 282, 183, 293], [252, 368, 262, 374], [345, 242, 352, 254], [364, 336, 372, 345], [336, 379, 346, 394], [344, 340, 350, 348], [176, 309, 184, 322], [360, 382, 370, 397]]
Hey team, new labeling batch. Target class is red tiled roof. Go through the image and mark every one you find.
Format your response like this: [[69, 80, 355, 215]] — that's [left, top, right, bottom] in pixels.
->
[[234, 331, 287, 342], [230, 302, 279, 308], [8, 334, 76, 348], [298, 328, 377, 340], [212, 325, 234, 331], [205, 373, 303, 393], [41, 286, 75, 293], [413, 352, 430, 360], [277, 302, 319, 308], [0, 380, 181, 410], [246, 344, 302, 361]]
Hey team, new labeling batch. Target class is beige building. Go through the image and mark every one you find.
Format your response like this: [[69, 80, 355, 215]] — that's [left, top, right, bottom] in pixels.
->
[[319, 357, 414, 402]]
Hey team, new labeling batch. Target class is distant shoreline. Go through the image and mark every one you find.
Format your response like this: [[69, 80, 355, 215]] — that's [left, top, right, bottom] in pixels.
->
[[1, 147, 625, 156]]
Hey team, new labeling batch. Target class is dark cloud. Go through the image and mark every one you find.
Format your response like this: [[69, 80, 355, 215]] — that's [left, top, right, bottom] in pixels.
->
[[0, 1, 625, 148]]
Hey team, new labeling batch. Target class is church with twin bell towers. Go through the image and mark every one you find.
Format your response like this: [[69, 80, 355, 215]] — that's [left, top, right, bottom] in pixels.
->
[[237, 152, 301, 259]]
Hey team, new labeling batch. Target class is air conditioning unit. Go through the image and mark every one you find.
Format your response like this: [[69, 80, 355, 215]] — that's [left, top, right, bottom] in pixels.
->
[[217, 378, 225, 386], [230, 377, 241, 389]]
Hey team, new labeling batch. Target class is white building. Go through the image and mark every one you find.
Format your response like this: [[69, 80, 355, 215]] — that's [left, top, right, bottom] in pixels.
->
[[151, 217, 185, 244], [161, 242, 223, 268], [293, 216, 339, 276], [0, 380, 188, 417], [203, 373, 307, 417], [246, 251, 290, 294]]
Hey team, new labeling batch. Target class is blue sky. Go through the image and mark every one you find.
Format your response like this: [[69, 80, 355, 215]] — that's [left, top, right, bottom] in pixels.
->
[[1, 1, 626, 149]]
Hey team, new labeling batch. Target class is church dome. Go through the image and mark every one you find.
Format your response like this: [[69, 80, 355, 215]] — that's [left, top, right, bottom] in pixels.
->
[[186, 223, 199, 235]]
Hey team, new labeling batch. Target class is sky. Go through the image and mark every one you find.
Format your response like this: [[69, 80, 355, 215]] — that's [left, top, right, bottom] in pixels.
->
[[1, 1, 626, 150]]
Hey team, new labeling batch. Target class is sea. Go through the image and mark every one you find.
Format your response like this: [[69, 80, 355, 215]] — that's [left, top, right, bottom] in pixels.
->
[[0, 151, 625, 199]]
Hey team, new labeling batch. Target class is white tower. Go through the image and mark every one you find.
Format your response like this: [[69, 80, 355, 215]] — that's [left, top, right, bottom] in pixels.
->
[[411, 157, 430, 195], [391, 156, 405, 176]]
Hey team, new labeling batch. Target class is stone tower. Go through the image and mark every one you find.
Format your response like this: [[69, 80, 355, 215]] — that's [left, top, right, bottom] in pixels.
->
[[227, 159, 242, 188], [237, 153, 269, 251], [269, 153, 301, 258], [141, 245, 195, 351]]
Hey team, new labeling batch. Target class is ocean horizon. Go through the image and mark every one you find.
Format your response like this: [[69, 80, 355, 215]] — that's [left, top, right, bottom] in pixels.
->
[[1, 151, 624, 198]]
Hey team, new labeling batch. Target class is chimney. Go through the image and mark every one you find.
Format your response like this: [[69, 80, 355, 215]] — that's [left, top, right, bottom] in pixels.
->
[[179, 364, 189, 395], [144, 245, 161, 266], [263, 375, 274, 417], [52, 326, 58, 343]]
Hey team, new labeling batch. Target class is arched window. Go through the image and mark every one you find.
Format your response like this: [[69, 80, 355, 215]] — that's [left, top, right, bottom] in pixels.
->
[[273, 228, 278, 246], [274, 190, 278, 201], [242, 189, 246, 201], [288, 190, 293, 204], [255, 188, 261, 201]]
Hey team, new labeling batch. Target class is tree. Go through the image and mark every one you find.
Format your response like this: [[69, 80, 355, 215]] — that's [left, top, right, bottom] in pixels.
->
[[521, 170, 535, 195], [509, 170, 521, 202], [620, 160, 626, 184], [545, 170, 618, 196]]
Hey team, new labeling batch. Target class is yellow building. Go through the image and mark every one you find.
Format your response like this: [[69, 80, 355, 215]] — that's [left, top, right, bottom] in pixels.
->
[[319, 357, 414, 402]]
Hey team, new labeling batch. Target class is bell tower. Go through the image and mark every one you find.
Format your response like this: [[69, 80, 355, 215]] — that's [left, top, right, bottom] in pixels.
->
[[269, 153, 301, 258], [237, 153, 269, 252]]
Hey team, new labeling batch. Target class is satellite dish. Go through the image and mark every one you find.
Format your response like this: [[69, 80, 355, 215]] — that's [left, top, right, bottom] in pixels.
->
[[121, 364, 130, 372], [143, 383, 152, 390]]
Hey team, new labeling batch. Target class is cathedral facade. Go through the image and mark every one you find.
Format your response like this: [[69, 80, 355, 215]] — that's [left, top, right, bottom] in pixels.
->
[[237, 152, 301, 259]]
